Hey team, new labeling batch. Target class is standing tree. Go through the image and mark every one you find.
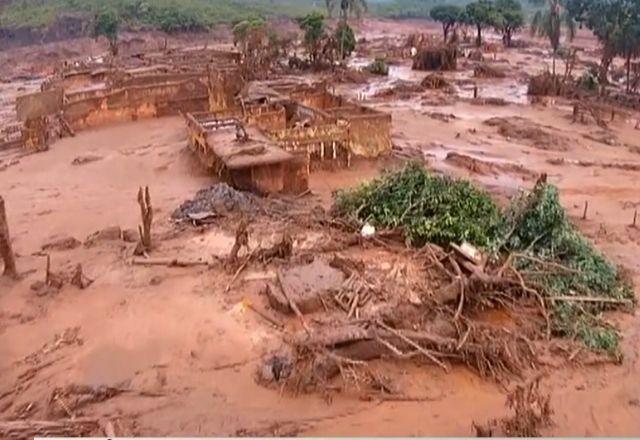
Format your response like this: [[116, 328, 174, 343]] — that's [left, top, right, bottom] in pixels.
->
[[93, 8, 120, 57], [466, 0, 499, 47], [494, 0, 525, 46], [326, 0, 367, 60], [566, 0, 639, 85], [430, 5, 462, 43], [612, 6, 640, 93], [530, 0, 576, 77], [298, 12, 327, 65]]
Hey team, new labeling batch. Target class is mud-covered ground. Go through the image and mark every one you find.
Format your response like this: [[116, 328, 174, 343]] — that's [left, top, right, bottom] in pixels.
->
[[1, 19, 640, 437]]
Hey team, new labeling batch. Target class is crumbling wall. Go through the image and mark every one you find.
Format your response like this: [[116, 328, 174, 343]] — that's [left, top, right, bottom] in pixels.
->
[[209, 67, 245, 112], [289, 88, 345, 111], [64, 78, 209, 130], [16, 89, 63, 121]]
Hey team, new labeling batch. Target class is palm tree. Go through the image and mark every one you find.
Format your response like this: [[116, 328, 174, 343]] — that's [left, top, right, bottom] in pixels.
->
[[326, 0, 367, 60], [529, 0, 576, 77]]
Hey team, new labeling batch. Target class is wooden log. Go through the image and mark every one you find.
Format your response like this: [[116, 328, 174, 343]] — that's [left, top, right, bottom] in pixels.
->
[[0, 418, 100, 439], [0, 196, 17, 278], [134, 186, 153, 255]]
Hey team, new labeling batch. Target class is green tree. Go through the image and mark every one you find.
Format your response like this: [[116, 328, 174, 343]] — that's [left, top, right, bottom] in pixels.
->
[[611, 4, 640, 92], [93, 8, 120, 56], [494, 0, 525, 46], [466, 0, 499, 46], [430, 4, 462, 43], [298, 12, 326, 64], [334, 21, 356, 59], [326, 0, 367, 61], [566, 0, 639, 84], [530, 0, 576, 76]]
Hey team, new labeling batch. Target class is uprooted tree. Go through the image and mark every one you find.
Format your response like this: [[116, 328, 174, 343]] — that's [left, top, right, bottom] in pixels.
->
[[0, 196, 17, 278]]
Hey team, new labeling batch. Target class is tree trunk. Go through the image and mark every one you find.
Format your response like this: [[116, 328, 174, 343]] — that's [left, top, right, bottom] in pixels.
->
[[552, 50, 556, 77], [627, 53, 632, 94], [599, 50, 613, 85], [0, 196, 17, 278], [134, 186, 153, 256], [476, 25, 482, 47], [443, 24, 449, 43], [505, 29, 512, 47]]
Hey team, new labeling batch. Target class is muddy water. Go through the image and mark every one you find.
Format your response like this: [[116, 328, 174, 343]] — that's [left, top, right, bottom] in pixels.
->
[[1, 20, 640, 436]]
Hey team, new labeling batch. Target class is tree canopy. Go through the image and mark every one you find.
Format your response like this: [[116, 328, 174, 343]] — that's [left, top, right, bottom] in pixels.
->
[[465, 0, 500, 46], [93, 7, 120, 55], [430, 4, 463, 42], [494, 0, 525, 46], [566, 0, 640, 83], [298, 11, 326, 63]]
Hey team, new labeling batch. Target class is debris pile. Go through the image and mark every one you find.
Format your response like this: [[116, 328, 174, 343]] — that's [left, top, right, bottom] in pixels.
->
[[412, 46, 457, 71], [473, 63, 507, 79], [333, 165, 633, 355], [420, 73, 453, 91], [483, 117, 570, 151], [527, 72, 577, 97], [171, 183, 258, 221], [256, 167, 633, 398]]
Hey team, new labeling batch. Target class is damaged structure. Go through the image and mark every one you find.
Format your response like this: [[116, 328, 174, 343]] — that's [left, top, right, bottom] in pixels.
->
[[7, 47, 392, 196]]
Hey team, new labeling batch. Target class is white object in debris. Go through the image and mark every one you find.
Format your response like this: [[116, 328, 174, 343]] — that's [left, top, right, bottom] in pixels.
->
[[361, 223, 376, 238], [411, 46, 418, 57]]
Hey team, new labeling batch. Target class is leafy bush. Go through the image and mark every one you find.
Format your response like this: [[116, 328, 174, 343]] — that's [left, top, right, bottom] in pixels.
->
[[367, 58, 390, 75]]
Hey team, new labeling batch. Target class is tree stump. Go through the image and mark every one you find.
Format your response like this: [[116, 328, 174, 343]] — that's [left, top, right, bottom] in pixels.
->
[[134, 186, 153, 255], [0, 196, 17, 278]]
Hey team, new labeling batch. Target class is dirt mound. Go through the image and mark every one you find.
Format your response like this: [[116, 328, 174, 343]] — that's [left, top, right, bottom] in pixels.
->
[[445, 152, 537, 179], [484, 116, 569, 151], [473, 63, 507, 78], [171, 183, 259, 220], [468, 97, 509, 106]]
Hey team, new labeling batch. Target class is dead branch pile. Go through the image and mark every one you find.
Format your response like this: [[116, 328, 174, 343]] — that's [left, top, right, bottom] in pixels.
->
[[474, 376, 553, 437], [527, 72, 578, 97], [0, 418, 101, 439], [412, 46, 457, 71], [473, 63, 507, 79], [420, 73, 454, 92]]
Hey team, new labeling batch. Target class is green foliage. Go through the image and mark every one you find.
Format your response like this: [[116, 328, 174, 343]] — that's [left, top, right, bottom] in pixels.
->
[[93, 7, 119, 43], [430, 4, 463, 41], [494, 0, 525, 45], [335, 163, 504, 248], [504, 182, 634, 354], [298, 11, 326, 62], [579, 70, 599, 90], [466, 0, 501, 45], [232, 16, 266, 45], [0, 0, 321, 31], [367, 57, 389, 75], [335, 165, 635, 355], [334, 21, 356, 59]]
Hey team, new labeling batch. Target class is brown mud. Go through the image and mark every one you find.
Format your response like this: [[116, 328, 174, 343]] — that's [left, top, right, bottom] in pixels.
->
[[1, 18, 640, 438]]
